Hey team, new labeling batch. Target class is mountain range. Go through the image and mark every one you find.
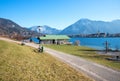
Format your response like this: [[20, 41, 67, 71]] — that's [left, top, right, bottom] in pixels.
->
[[59, 19, 120, 35], [29, 25, 61, 34], [28, 19, 120, 35], [0, 18, 120, 38]]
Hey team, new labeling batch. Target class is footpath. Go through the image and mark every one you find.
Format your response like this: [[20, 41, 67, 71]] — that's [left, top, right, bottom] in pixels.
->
[[0, 37, 120, 81], [44, 47, 120, 81]]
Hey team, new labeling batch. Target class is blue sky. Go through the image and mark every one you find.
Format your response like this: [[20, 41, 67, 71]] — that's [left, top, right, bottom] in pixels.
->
[[0, 0, 120, 29]]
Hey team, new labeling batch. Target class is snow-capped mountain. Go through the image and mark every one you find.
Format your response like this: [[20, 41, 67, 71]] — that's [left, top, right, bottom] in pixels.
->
[[29, 25, 61, 34], [59, 19, 120, 35]]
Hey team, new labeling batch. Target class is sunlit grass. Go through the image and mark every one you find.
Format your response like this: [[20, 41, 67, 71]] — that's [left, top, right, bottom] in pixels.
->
[[44, 44, 120, 71], [0, 40, 93, 81]]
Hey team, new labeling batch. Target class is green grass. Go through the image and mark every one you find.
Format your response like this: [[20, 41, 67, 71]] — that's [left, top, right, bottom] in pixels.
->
[[0, 40, 93, 81], [44, 44, 120, 71]]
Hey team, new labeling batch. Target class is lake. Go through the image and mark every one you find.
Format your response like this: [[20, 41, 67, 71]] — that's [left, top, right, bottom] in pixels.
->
[[70, 37, 120, 50], [31, 37, 120, 50]]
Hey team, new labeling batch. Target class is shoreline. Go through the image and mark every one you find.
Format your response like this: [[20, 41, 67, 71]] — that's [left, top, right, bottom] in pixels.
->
[[97, 51, 120, 56]]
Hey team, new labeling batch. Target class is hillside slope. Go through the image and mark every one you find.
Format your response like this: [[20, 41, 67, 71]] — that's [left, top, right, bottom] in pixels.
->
[[0, 40, 93, 81], [0, 18, 39, 39]]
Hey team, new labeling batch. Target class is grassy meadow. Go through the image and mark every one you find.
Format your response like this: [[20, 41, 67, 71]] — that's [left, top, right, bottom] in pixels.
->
[[44, 44, 120, 71], [0, 40, 93, 81]]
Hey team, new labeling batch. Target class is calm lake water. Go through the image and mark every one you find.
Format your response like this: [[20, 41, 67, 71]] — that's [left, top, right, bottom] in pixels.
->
[[70, 37, 120, 50], [31, 37, 120, 50]]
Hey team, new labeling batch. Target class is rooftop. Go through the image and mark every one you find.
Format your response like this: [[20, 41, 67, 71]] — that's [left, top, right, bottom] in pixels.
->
[[40, 35, 70, 40]]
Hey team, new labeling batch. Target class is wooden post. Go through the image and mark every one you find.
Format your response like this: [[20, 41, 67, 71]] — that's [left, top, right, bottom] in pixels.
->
[[105, 41, 109, 53]]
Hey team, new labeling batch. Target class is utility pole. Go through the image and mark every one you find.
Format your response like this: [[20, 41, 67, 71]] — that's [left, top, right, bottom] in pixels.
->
[[105, 41, 110, 53]]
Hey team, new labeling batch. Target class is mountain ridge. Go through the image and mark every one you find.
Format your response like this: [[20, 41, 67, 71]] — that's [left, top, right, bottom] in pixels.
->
[[59, 19, 120, 35], [0, 18, 120, 37], [0, 18, 39, 40]]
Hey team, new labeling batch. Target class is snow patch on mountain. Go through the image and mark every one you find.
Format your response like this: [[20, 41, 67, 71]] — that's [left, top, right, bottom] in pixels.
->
[[29, 25, 61, 34]]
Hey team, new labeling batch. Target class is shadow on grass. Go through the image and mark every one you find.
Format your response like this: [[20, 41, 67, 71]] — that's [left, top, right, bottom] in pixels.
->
[[33, 49, 44, 54], [33, 49, 39, 53], [71, 52, 108, 59], [77, 49, 102, 52], [77, 49, 120, 52]]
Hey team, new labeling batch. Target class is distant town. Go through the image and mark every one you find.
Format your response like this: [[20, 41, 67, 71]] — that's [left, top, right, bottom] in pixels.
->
[[69, 33, 120, 38]]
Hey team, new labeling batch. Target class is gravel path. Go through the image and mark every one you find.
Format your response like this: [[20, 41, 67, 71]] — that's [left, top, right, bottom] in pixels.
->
[[44, 47, 120, 81], [0, 37, 120, 81]]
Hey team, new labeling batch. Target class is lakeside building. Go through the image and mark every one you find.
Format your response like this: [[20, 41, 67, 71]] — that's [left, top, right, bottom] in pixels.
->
[[39, 35, 70, 44]]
